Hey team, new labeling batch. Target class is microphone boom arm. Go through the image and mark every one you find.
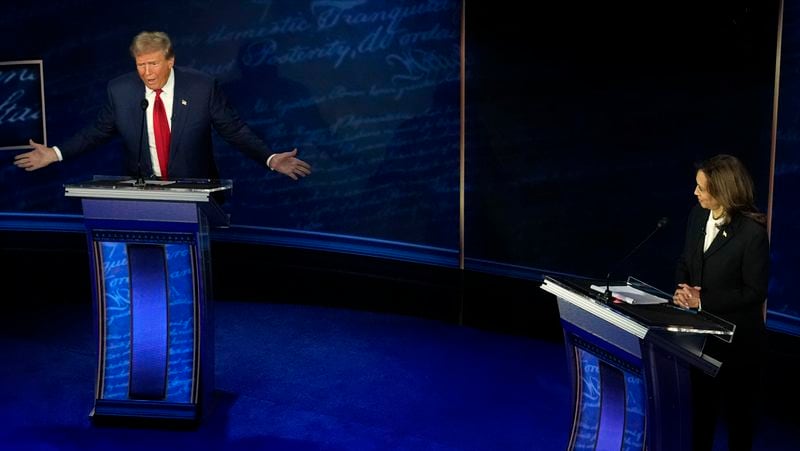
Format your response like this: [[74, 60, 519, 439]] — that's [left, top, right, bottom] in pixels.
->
[[135, 98, 149, 187], [602, 217, 669, 302]]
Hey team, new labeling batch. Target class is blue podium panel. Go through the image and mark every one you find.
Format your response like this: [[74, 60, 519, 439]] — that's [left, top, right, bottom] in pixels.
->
[[96, 239, 197, 405], [542, 276, 731, 451], [128, 243, 169, 400], [566, 333, 646, 451], [66, 177, 231, 422]]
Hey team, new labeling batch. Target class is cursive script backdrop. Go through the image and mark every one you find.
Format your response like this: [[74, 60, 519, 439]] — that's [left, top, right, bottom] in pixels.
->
[[1, 0, 795, 332], [0, 0, 461, 250], [0, 61, 46, 149]]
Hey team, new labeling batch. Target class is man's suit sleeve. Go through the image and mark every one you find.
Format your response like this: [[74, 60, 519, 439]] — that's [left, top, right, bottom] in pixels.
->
[[58, 84, 119, 158], [207, 78, 272, 164]]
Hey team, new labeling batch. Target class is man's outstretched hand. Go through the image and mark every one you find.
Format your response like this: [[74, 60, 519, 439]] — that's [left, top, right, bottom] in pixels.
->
[[270, 148, 312, 180], [14, 140, 58, 171]]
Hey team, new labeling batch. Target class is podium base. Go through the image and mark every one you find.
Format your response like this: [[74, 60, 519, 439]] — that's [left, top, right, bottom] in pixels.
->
[[91, 399, 199, 422]]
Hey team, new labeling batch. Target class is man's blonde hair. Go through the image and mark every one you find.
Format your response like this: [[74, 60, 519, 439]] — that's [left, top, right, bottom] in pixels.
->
[[130, 31, 174, 59]]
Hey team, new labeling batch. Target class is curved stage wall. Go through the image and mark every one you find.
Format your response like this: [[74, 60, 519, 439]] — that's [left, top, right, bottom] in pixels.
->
[[1, 1, 797, 334]]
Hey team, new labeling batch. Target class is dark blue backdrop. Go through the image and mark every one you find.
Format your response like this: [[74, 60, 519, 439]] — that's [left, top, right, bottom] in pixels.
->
[[1, 0, 796, 333], [0, 0, 461, 252], [771, 0, 800, 334], [0, 61, 45, 149], [465, 1, 793, 332]]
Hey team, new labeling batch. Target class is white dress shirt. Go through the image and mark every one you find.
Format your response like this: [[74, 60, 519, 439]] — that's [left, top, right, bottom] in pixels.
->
[[703, 211, 726, 252]]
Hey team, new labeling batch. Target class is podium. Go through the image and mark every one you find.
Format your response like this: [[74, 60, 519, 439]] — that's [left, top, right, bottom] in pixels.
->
[[541, 276, 734, 451], [65, 176, 232, 422]]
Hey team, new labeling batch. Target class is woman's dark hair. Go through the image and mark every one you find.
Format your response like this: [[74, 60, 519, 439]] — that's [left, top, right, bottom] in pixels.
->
[[697, 154, 766, 225]]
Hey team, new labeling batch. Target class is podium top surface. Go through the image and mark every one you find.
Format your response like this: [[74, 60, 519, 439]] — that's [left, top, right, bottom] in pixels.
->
[[542, 275, 734, 338], [64, 176, 232, 202]]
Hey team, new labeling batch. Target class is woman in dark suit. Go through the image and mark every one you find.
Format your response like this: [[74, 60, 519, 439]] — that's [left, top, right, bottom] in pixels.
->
[[674, 154, 769, 451]]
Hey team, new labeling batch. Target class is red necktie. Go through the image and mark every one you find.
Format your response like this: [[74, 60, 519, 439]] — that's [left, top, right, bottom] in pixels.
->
[[153, 89, 171, 179]]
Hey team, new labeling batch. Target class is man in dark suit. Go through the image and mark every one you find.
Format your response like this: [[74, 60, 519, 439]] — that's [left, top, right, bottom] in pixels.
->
[[674, 154, 769, 451], [14, 30, 311, 181]]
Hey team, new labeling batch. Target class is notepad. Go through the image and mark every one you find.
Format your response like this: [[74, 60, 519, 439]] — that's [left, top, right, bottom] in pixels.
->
[[118, 179, 177, 186], [590, 284, 669, 305]]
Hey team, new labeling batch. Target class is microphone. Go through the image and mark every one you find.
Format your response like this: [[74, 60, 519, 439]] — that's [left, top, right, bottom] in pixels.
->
[[134, 98, 149, 187], [601, 217, 669, 302]]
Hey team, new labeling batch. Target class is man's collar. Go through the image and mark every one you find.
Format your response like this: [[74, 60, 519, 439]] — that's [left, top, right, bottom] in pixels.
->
[[147, 68, 175, 94]]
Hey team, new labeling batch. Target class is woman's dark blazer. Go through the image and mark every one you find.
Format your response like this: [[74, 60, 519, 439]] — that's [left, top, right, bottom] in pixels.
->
[[675, 204, 769, 356]]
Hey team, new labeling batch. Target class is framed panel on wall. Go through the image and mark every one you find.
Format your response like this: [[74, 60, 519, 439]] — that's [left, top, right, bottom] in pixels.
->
[[0, 60, 46, 150]]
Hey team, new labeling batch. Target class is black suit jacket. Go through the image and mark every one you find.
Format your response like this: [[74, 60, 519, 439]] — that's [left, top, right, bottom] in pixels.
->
[[675, 204, 769, 356], [59, 67, 271, 179]]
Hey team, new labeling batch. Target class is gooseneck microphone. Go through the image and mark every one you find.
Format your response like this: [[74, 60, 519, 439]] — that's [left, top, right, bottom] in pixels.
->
[[601, 217, 669, 302], [135, 98, 149, 187]]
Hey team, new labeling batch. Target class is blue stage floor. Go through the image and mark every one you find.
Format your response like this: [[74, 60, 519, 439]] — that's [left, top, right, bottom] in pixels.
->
[[0, 299, 796, 450]]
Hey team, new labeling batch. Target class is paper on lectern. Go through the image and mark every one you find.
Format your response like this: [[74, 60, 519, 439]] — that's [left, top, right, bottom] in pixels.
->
[[590, 284, 669, 305]]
